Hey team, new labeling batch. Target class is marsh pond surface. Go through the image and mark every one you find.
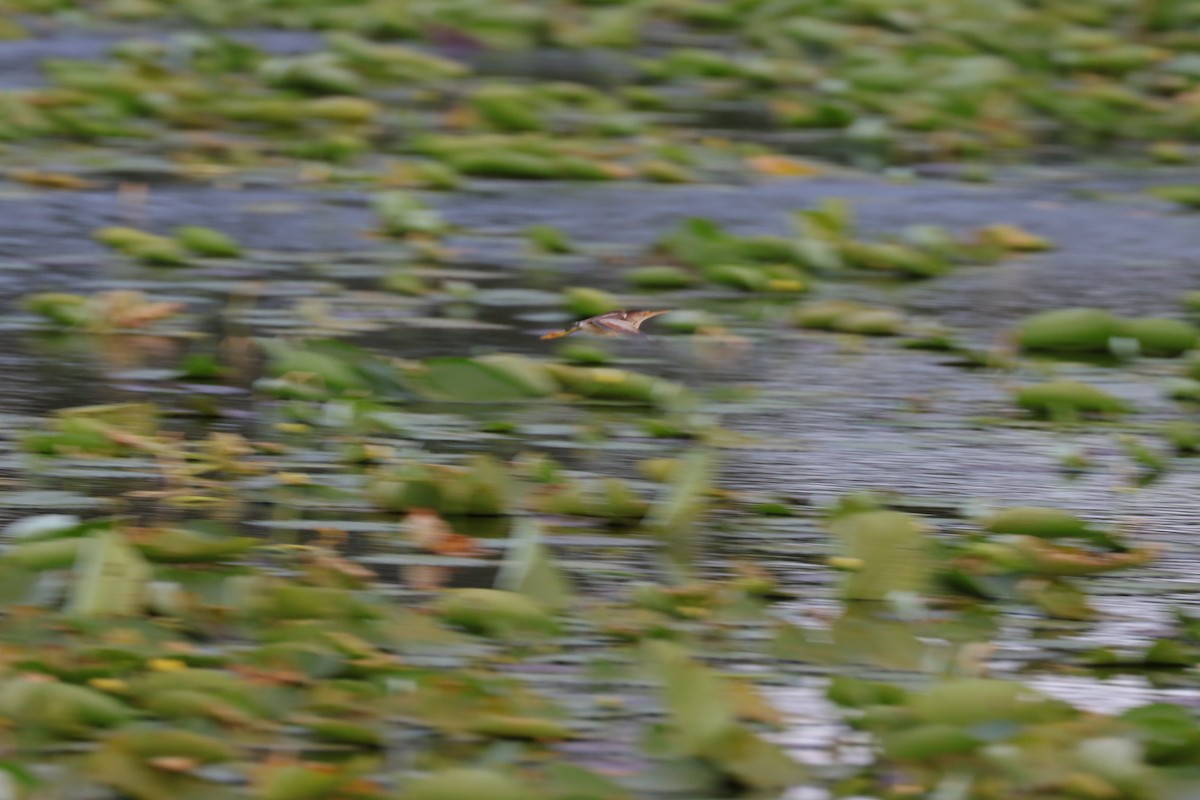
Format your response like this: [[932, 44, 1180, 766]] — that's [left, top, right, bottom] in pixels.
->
[[3, 4, 1200, 799]]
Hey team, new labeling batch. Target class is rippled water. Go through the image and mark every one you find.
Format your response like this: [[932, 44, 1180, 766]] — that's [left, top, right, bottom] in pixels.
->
[[4, 22, 1200, 791]]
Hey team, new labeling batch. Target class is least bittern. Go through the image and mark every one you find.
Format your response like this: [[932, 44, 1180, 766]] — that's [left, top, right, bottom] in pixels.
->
[[540, 309, 670, 340]]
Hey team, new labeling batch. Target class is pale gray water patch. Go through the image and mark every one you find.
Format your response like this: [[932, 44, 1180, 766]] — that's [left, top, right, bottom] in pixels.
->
[[0, 25, 322, 89]]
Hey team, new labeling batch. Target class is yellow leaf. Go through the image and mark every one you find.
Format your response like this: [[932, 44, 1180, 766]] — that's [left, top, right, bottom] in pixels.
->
[[747, 155, 824, 178]]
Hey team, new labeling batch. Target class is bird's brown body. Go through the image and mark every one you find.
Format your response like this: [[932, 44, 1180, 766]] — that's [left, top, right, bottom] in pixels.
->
[[540, 310, 670, 340]]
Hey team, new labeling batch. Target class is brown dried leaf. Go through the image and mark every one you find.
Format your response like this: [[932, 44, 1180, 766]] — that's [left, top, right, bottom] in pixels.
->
[[747, 154, 823, 178], [10, 169, 96, 190], [403, 509, 480, 557], [147, 756, 199, 773]]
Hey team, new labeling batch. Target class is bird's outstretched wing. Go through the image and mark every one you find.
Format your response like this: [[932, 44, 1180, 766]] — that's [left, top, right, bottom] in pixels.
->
[[592, 317, 645, 336]]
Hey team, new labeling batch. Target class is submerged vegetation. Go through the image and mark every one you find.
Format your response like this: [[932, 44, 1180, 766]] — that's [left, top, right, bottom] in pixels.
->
[[1, 0, 1200, 798]]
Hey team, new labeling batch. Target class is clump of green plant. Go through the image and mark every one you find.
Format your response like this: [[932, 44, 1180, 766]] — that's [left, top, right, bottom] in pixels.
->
[[371, 191, 448, 237], [23, 291, 185, 331], [793, 300, 905, 335], [367, 455, 514, 515], [1016, 307, 1198, 356], [173, 226, 241, 257], [1015, 380, 1132, 419], [525, 224, 575, 254], [94, 227, 190, 266], [1150, 185, 1200, 209]]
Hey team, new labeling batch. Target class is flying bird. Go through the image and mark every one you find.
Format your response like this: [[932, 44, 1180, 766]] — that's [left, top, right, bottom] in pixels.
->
[[540, 309, 670, 340]]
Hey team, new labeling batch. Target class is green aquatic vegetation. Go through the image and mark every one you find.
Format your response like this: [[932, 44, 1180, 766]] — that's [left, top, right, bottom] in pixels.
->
[[397, 663, 572, 739], [435, 588, 556, 639], [7, 2, 1200, 797], [255, 760, 375, 800], [1165, 420, 1200, 453], [172, 225, 241, 257], [1168, 377, 1200, 403], [793, 300, 905, 335], [252, 581, 383, 623], [372, 191, 448, 237], [257, 338, 410, 400], [1119, 316, 1199, 356], [470, 85, 548, 132], [451, 149, 609, 180], [305, 95, 379, 123], [981, 506, 1121, 549], [643, 641, 806, 791], [1119, 433, 1170, 480], [954, 509, 1155, 617], [972, 223, 1054, 252], [383, 269, 431, 295], [563, 286, 620, 318], [554, 341, 613, 365], [24, 402, 160, 457], [414, 134, 620, 180], [644, 447, 715, 554], [630, 583, 725, 619], [5, 537, 87, 571], [544, 363, 689, 408], [69, 532, 151, 617], [525, 224, 575, 254], [909, 679, 1074, 727], [0, 93, 53, 140], [650, 48, 757, 81], [88, 727, 238, 800], [827, 510, 932, 601], [1016, 307, 1122, 352], [704, 263, 807, 293], [127, 525, 259, 564], [839, 240, 949, 278], [626, 265, 696, 289], [0, 677, 135, 739], [286, 132, 368, 163], [1016, 307, 1198, 356], [409, 355, 555, 401], [1087, 638, 1193, 669], [6, 0, 1185, 164], [401, 768, 536, 800], [1149, 141, 1192, 164], [826, 674, 1200, 796], [496, 518, 574, 611], [367, 455, 514, 515], [22, 290, 185, 332], [1015, 380, 1132, 419], [793, 198, 854, 242], [94, 226, 190, 266], [325, 31, 467, 82], [532, 475, 649, 521], [657, 217, 806, 269], [1150, 184, 1200, 209], [970, 535, 1156, 578], [259, 53, 365, 95], [639, 159, 694, 183]]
